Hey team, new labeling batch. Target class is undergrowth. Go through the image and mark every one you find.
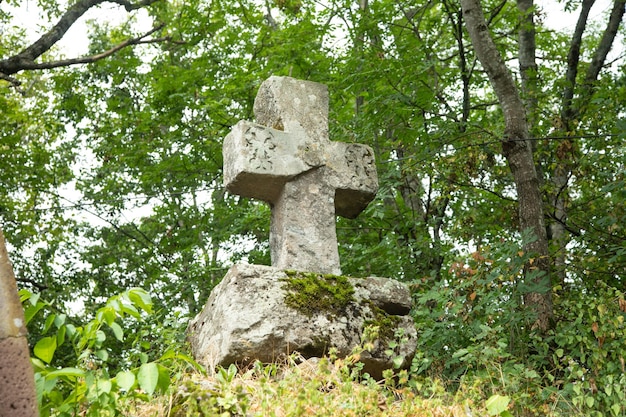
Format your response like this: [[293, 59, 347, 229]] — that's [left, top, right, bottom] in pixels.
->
[[132, 352, 478, 417], [22, 233, 626, 416]]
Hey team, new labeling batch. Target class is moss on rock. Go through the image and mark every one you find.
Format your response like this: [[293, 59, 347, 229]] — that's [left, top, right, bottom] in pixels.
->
[[282, 270, 355, 317], [363, 302, 402, 343]]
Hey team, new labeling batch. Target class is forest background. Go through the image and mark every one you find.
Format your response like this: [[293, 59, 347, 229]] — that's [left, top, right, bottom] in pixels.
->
[[1, 0, 625, 415]]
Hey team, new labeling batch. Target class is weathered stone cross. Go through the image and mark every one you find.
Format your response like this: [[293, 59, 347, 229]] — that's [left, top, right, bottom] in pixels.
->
[[223, 76, 378, 274]]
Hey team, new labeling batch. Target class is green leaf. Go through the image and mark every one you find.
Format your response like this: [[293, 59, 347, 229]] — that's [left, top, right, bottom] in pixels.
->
[[34, 336, 57, 364], [486, 394, 510, 416], [452, 348, 469, 359], [96, 307, 117, 326], [46, 367, 85, 378], [137, 362, 159, 395], [128, 288, 153, 314], [31, 358, 47, 372], [35, 373, 58, 398], [54, 314, 66, 328], [116, 370, 136, 391], [28, 292, 41, 306], [156, 364, 171, 394], [138, 352, 149, 364], [392, 355, 404, 369], [90, 378, 112, 398], [43, 314, 56, 332], [95, 349, 109, 361], [611, 403, 621, 416], [109, 322, 124, 341], [23, 300, 46, 325], [95, 330, 106, 345], [56, 325, 66, 347]]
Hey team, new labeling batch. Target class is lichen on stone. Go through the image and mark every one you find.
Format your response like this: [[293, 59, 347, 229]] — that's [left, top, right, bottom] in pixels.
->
[[281, 270, 355, 317]]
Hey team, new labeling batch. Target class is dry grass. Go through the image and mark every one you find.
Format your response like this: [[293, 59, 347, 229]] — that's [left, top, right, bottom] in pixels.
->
[[126, 354, 479, 417]]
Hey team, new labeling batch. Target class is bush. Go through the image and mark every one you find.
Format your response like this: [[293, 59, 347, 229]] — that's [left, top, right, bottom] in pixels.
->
[[22, 288, 200, 416], [410, 233, 626, 416]]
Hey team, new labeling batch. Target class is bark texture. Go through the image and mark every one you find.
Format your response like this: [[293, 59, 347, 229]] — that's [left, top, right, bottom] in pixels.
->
[[0, 230, 38, 417], [460, 0, 553, 331]]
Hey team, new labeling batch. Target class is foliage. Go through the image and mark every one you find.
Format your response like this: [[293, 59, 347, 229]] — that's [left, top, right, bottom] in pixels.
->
[[3, 0, 624, 315], [411, 235, 626, 416], [543, 281, 626, 416], [22, 288, 200, 417], [22, 260, 626, 416]]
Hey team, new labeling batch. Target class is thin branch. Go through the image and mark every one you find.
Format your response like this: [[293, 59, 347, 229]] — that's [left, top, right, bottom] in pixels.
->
[[561, 0, 595, 128], [563, 0, 624, 125], [108, 0, 160, 11], [486, 0, 507, 26], [545, 212, 581, 237], [581, 0, 625, 89], [0, 72, 21, 86], [448, 178, 518, 203], [8, 0, 106, 71], [264, 0, 278, 29], [15, 276, 49, 292], [15, 24, 167, 72]]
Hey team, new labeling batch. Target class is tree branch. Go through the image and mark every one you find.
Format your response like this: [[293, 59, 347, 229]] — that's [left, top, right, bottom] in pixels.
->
[[15, 276, 49, 292], [450, 177, 518, 203], [517, 0, 538, 126], [108, 0, 160, 11], [2, 0, 105, 76], [460, 0, 528, 144], [0, 72, 21, 85], [580, 0, 625, 92], [15, 24, 167, 72], [0, 0, 163, 79], [461, 0, 553, 332], [560, 0, 595, 128]]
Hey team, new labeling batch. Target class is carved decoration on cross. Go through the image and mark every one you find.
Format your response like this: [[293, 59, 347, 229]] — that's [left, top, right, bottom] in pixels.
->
[[223, 76, 378, 274]]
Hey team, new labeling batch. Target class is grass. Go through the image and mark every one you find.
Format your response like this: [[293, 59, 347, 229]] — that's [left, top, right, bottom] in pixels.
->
[[127, 351, 480, 417]]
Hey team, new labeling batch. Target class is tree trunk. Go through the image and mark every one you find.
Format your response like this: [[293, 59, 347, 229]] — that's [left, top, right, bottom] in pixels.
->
[[460, 0, 553, 331], [548, 0, 626, 284], [0, 230, 39, 417]]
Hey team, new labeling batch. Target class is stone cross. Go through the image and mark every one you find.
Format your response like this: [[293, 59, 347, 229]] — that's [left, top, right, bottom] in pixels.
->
[[223, 76, 378, 274]]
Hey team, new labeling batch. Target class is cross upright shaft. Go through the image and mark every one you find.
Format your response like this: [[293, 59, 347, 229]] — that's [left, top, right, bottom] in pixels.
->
[[223, 76, 378, 274]]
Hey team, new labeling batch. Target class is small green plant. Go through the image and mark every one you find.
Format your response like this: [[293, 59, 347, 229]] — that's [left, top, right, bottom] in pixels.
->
[[384, 328, 409, 370], [542, 280, 626, 417], [485, 394, 512, 416], [22, 288, 201, 416]]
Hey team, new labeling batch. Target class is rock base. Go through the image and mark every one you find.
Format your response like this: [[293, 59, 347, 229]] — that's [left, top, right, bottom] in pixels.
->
[[187, 264, 417, 379]]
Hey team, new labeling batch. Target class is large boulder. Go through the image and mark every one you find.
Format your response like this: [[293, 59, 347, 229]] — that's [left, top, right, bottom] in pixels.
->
[[187, 264, 417, 378]]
